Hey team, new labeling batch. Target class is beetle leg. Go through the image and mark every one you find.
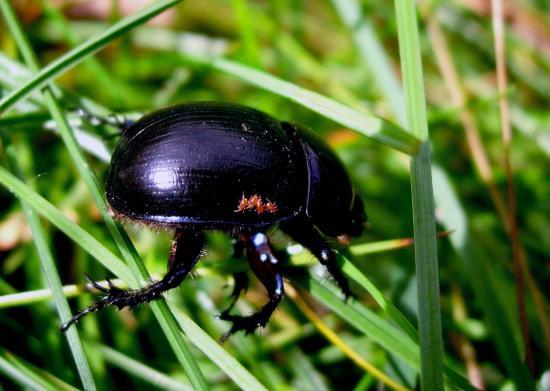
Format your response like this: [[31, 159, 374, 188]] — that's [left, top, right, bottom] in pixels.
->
[[232, 237, 246, 258], [219, 238, 250, 315], [220, 272, 249, 317], [281, 218, 353, 299], [219, 232, 284, 341], [61, 229, 203, 332]]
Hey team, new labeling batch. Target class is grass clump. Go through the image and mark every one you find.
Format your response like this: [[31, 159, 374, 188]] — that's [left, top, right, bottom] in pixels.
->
[[0, 1, 547, 390]]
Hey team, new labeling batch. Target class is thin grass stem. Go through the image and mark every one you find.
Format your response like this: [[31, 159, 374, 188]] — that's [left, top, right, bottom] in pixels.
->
[[393, 1, 444, 389]]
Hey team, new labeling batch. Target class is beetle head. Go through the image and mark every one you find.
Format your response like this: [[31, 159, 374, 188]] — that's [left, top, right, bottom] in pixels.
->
[[345, 192, 366, 237], [320, 191, 367, 241]]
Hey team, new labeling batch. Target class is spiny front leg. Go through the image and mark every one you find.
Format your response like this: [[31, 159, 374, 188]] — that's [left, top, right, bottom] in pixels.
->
[[281, 217, 353, 299], [219, 232, 284, 341], [61, 229, 204, 331]]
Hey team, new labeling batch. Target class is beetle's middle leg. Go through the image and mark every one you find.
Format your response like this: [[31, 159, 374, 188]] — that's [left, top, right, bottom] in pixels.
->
[[219, 232, 284, 341], [61, 229, 204, 331]]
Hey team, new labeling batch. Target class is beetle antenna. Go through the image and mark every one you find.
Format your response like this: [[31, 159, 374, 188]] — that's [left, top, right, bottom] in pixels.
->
[[76, 107, 133, 132]]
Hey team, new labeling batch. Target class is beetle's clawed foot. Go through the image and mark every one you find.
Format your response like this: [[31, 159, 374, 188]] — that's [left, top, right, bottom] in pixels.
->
[[342, 289, 356, 302], [335, 278, 355, 302], [325, 269, 355, 302], [218, 312, 269, 342], [218, 302, 282, 342], [61, 275, 162, 332], [216, 307, 235, 322]]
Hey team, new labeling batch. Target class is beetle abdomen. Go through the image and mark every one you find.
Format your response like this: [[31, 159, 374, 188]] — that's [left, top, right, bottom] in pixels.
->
[[106, 102, 307, 228]]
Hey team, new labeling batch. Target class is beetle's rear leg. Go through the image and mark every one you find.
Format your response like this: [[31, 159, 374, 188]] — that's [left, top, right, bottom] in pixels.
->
[[220, 272, 249, 317], [281, 218, 353, 299], [219, 238, 250, 316], [219, 233, 284, 341], [61, 229, 204, 331]]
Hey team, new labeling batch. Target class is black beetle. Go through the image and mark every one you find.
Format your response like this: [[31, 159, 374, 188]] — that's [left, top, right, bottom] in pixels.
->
[[62, 102, 366, 339]]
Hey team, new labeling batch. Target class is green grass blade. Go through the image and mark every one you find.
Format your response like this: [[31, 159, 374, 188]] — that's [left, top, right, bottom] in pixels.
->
[[339, 255, 418, 342], [149, 302, 209, 391], [167, 302, 269, 391], [302, 276, 475, 390], [331, 0, 407, 125], [0, 0, 183, 114], [300, 246, 472, 388], [332, 1, 520, 387], [291, 247, 419, 342], [39, 0, 126, 105], [0, 132, 97, 391], [0, 166, 133, 282], [184, 55, 419, 155], [350, 238, 414, 256], [132, 30, 418, 154], [287, 348, 330, 391], [0, 10, 418, 156], [0, 347, 78, 391], [98, 344, 191, 391], [0, 51, 115, 119], [341, 255, 474, 389], [0, 281, 104, 309], [303, 276, 419, 369], [231, 0, 261, 67], [394, 1, 444, 389], [409, 145, 443, 389], [0, 354, 56, 391]]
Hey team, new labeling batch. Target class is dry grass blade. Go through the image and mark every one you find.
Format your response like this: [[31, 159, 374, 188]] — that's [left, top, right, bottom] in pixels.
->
[[491, 0, 533, 372]]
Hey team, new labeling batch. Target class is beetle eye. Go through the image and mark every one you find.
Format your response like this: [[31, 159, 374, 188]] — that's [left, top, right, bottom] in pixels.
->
[[346, 194, 366, 237]]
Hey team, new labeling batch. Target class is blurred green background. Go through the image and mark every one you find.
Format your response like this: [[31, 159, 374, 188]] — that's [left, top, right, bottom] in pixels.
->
[[0, 0, 548, 390]]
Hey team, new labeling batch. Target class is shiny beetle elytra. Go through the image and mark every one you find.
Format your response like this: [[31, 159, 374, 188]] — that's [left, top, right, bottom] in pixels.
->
[[61, 101, 367, 340]]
